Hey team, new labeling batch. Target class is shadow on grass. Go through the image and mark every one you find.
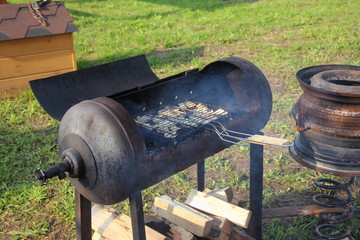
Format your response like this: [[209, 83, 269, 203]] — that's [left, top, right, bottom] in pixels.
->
[[68, 9, 97, 18], [136, 0, 260, 10], [68, 0, 261, 24], [77, 45, 205, 71], [146, 45, 205, 69], [70, 8, 181, 22]]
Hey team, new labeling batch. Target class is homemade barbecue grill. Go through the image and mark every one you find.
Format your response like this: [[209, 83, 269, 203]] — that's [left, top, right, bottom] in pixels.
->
[[32, 55, 272, 204], [31, 55, 273, 239]]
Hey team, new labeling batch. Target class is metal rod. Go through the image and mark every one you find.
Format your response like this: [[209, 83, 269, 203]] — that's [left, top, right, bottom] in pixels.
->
[[262, 205, 347, 219], [75, 190, 92, 240], [210, 122, 293, 148], [197, 159, 205, 191], [249, 135, 264, 240], [129, 190, 146, 240]]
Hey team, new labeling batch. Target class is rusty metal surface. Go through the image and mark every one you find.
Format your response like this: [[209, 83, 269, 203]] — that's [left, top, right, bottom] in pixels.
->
[[296, 64, 360, 100], [203, 57, 273, 131], [310, 70, 360, 95], [58, 97, 147, 204], [262, 205, 347, 219], [290, 65, 360, 176]]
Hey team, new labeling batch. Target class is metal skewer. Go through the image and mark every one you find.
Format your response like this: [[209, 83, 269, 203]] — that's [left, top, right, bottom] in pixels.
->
[[209, 121, 293, 148]]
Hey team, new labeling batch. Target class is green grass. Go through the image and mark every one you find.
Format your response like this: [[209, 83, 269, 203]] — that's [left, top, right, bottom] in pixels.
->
[[1, 0, 360, 239]]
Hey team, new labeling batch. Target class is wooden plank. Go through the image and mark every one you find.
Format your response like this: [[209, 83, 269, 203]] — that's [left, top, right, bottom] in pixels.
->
[[92, 204, 169, 240], [185, 189, 252, 229], [205, 187, 234, 203], [207, 216, 232, 240], [262, 205, 347, 219], [229, 226, 255, 240], [91, 205, 131, 240], [247, 135, 291, 147], [153, 195, 214, 237], [0, 50, 74, 79], [92, 231, 106, 240], [0, 68, 74, 99], [168, 223, 196, 240], [204, 188, 233, 240], [205, 187, 240, 209], [0, 34, 72, 58]]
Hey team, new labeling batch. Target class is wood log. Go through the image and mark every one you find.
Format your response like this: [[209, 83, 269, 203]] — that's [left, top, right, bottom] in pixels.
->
[[92, 231, 106, 240], [204, 188, 233, 240], [91, 204, 169, 240], [153, 195, 214, 237], [168, 223, 196, 240], [185, 189, 251, 229], [144, 215, 171, 236], [205, 187, 234, 203], [207, 216, 232, 240], [205, 187, 240, 206], [229, 226, 255, 240]]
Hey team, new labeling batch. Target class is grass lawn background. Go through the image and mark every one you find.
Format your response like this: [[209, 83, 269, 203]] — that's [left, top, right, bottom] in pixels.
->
[[1, 0, 359, 239]]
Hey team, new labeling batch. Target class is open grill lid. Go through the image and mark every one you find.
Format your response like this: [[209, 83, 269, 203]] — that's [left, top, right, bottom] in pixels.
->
[[30, 55, 159, 120]]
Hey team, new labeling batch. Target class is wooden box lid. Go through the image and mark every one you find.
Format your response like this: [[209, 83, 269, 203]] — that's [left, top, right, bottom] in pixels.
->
[[0, 1, 77, 41]]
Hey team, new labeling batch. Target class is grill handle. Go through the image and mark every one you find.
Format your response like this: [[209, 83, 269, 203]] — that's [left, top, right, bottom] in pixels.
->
[[209, 122, 293, 148]]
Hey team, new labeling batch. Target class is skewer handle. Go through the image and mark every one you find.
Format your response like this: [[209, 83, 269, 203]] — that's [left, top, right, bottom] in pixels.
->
[[247, 135, 292, 147]]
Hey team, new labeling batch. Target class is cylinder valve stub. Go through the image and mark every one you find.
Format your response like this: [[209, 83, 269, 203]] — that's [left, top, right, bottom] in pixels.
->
[[35, 148, 84, 185], [34, 132, 97, 188]]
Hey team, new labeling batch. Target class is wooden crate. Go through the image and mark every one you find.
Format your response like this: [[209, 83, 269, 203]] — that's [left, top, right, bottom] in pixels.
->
[[0, 34, 77, 98], [0, 1, 78, 99]]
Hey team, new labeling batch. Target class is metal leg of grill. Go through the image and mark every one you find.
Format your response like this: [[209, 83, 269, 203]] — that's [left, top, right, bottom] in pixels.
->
[[129, 190, 147, 240], [75, 191, 92, 240], [197, 159, 205, 191], [249, 135, 264, 240]]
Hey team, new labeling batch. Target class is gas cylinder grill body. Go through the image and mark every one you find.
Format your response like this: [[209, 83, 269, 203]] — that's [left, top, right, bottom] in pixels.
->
[[31, 55, 272, 239]]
